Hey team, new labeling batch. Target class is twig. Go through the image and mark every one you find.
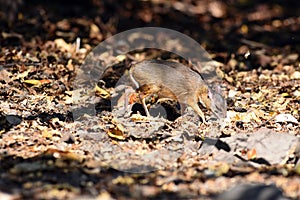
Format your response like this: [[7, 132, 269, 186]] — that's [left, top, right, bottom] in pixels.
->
[[0, 62, 42, 68]]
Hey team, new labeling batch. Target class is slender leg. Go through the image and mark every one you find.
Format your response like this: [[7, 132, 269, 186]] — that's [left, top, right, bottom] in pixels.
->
[[189, 103, 206, 123], [142, 97, 151, 117]]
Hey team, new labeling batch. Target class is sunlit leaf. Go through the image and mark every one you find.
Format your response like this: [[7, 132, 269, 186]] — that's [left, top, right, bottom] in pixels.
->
[[95, 84, 110, 99]]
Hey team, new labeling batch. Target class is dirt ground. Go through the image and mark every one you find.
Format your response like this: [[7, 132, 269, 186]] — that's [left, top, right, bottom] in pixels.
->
[[0, 0, 300, 199]]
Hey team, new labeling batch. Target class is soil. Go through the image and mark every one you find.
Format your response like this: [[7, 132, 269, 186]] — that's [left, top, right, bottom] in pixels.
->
[[0, 0, 299, 199]]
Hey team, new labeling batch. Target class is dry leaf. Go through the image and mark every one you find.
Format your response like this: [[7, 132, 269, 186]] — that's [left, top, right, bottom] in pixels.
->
[[12, 68, 31, 80], [42, 129, 61, 141], [89, 23, 102, 40], [107, 123, 126, 140], [54, 38, 75, 52], [112, 176, 135, 185], [0, 68, 12, 83], [44, 148, 84, 162], [247, 148, 257, 160], [129, 93, 138, 104], [95, 84, 110, 99], [130, 113, 149, 122], [23, 79, 52, 87]]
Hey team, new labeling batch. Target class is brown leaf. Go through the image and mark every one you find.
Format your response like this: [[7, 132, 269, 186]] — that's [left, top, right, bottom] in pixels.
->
[[23, 79, 52, 87], [106, 123, 126, 140], [0, 68, 12, 83], [247, 148, 257, 160]]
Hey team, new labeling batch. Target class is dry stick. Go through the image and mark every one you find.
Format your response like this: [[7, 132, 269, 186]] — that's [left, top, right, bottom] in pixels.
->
[[0, 62, 42, 68], [253, 113, 278, 130]]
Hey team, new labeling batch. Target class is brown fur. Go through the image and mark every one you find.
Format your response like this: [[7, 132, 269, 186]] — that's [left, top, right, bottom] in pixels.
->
[[130, 60, 212, 122]]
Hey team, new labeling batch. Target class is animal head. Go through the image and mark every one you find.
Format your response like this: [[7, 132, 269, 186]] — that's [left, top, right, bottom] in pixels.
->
[[199, 85, 227, 120]]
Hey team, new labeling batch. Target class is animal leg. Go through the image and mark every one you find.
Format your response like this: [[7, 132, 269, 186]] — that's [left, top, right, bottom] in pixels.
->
[[189, 103, 206, 123], [142, 97, 151, 117]]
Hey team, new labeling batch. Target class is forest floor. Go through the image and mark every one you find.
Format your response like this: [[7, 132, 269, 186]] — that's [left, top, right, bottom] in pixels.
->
[[0, 0, 299, 199]]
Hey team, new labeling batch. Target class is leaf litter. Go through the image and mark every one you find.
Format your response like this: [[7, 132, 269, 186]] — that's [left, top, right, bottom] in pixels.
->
[[0, 0, 299, 199]]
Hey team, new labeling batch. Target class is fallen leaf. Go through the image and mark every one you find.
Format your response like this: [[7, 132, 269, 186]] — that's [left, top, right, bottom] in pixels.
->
[[130, 113, 149, 122], [129, 93, 138, 104], [23, 79, 52, 87], [112, 176, 134, 185], [12, 68, 30, 80], [89, 23, 102, 40], [95, 84, 110, 99], [106, 123, 126, 140], [54, 38, 75, 52], [44, 148, 84, 162], [247, 148, 257, 160], [42, 129, 61, 141], [0, 68, 12, 83]]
